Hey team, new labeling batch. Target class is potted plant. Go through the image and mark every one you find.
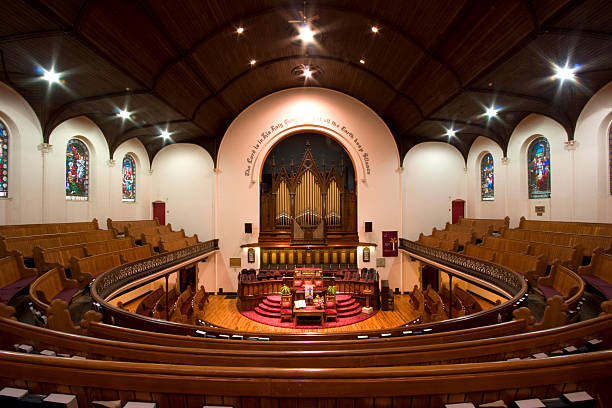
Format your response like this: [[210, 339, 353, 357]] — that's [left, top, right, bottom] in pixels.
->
[[327, 285, 337, 296], [280, 285, 291, 295]]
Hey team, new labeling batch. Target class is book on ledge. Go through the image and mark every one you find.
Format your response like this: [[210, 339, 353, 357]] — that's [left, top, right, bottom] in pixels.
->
[[294, 300, 306, 309]]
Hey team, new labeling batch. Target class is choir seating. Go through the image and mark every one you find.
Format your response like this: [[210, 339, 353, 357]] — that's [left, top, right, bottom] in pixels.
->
[[324, 293, 337, 322], [0, 252, 38, 304], [280, 294, 293, 322], [577, 248, 612, 299], [0, 219, 99, 238], [536, 261, 585, 310], [28, 266, 80, 312]]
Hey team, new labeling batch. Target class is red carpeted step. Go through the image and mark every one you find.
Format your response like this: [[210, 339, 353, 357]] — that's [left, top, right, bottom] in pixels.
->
[[262, 298, 281, 308], [258, 302, 280, 314], [267, 295, 281, 303], [254, 306, 280, 318], [337, 303, 360, 313], [335, 294, 351, 303], [338, 307, 362, 318]]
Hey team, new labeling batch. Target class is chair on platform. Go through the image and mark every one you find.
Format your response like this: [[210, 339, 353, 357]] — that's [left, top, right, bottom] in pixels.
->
[[325, 294, 338, 322], [280, 294, 293, 322]]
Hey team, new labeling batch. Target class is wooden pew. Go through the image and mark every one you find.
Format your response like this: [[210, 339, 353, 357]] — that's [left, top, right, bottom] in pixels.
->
[[494, 250, 547, 283], [481, 236, 530, 254], [152, 286, 180, 320], [463, 244, 496, 262], [502, 228, 612, 256], [107, 218, 159, 236], [135, 286, 165, 317], [458, 216, 510, 233], [84, 237, 134, 255], [28, 266, 80, 312], [141, 230, 185, 247], [438, 286, 467, 317], [0, 219, 99, 238], [32, 244, 87, 274], [454, 286, 482, 314], [169, 287, 193, 324], [69, 252, 123, 288], [118, 244, 154, 263], [431, 228, 475, 248], [445, 222, 493, 241], [424, 285, 448, 322], [577, 248, 612, 299], [0, 251, 38, 304], [0, 230, 116, 259], [159, 234, 200, 253], [527, 241, 584, 270], [191, 285, 209, 322], [519, 216, 612, 236], [416, 233, 458, 252], [536, 261, 585, 310]]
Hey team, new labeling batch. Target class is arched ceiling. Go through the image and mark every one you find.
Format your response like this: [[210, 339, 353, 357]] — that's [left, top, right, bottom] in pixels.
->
[[1, 0, 611, 163]]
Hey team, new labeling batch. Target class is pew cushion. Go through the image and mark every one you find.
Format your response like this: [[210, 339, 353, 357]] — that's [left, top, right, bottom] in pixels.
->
[[325, 308, 337, 315], [326, 301, 335, 308], [537, 284, 563, 300], [0, 276, 36, 303], [51, 287, 80, 303], [580, 275, 612, 299]]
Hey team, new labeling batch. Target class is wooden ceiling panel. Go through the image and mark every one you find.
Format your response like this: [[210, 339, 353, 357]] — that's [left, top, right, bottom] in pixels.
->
[[76, 0, 179, 87], [0, 0, 62, 36], [192, 98, 235, 138], [403, 60, 460, 116], [37, 0, 87, 27], [547, 0, 612, 32], [381, 96, 423, 135], [154, 60, 213, 118], [530, 0, 576, 24]]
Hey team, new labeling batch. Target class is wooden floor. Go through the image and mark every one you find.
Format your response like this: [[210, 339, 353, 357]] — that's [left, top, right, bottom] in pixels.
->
[[203, 294, 420, 334]]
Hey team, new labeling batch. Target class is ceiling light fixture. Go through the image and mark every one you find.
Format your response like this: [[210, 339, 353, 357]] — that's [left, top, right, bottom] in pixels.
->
[[41, 68, 61, 84], [298, 25, 315, 43], [371, 26, 379, 33], [484, 106, 500, 119], [444, 128, 457, 138], [236, 27, 244, 34], [116, 109, 132, 120], [359, 59, 365, 64], [249, 59, 256, 66], [160, 130, 171, 140], [303, 67, 313, 78], [552, 63, 578, 83]]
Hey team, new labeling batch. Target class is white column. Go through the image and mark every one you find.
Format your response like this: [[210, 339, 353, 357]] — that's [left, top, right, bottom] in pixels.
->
[[501, 156, 509, 221], [37, 143, 53, 223], [564, 140, 577, 220]]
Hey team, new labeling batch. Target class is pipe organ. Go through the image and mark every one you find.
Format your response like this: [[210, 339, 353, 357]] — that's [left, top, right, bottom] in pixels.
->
[[260, 141, 357, 244]]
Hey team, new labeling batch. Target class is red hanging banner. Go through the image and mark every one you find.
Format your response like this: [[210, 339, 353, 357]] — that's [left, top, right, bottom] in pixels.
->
[[382, 231, 398, 257]]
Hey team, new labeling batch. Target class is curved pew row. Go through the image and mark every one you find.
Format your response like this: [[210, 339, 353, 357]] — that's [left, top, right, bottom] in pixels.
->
[[0, 252, 37, 305], [0, 219, 99, 238], [518, 216, 612, 236], [0, 347, 610, 406], [28, 267, 80, 312], [1, 306, 611, 368]]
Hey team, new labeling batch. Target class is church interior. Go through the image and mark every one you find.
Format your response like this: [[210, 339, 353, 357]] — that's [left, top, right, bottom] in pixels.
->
[[0, 0, 612, 407]]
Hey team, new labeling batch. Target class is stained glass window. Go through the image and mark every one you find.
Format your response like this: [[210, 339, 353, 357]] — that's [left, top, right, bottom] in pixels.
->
[[65, 138, 89, 200], [122, 154, 136, 202], [527, 137, 551, 199], [480, 153, 494, 201], [0, 120, 7, 197]]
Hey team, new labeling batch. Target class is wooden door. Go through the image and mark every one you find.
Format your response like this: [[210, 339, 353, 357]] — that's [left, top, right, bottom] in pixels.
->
[[451, 199, 465, 224], [152, 201, 165, 225]]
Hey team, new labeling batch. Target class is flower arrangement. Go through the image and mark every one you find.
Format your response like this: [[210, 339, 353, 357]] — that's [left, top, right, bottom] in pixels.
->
[[280, 285, 291, 295], [314, 295, 324, 309], [327, 285, 337, 295]]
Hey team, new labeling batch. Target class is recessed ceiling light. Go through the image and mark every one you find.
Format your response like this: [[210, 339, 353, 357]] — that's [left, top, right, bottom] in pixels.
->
[[359, 59, 365, 64], [552, 63, 578, 83], [298, 25, 315, 43], [303, 67, 313, 78], [117, 109, 132, 120], [41, 68, 60, 84], [236, 27, 244, 34], [484, 106, 500, 119], [160, 130, 171, 140], [444, 128, 457, 138], [249, 59, 256, 66], [371, 26, 379, 33]]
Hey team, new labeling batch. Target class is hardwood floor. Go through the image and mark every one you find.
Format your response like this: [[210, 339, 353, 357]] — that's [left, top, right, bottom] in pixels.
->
[[202, 294, 421, 334]]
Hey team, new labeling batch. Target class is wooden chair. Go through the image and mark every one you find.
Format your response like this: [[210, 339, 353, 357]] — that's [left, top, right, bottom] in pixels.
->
[[536, 261, 584, 310], [324, 294, 337, 322], [28, 266, 80, 312], [280, 294, 293, 322]]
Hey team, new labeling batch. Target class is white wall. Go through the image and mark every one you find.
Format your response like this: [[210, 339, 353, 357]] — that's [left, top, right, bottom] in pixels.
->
[[0, 82, 43, 224], [151, 143, 215, 239], [217, 87, 402, 292], [402, 142, 467, 240]]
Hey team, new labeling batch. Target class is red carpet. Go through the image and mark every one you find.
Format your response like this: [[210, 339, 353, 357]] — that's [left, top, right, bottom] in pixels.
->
[[241, 294, 378, 329]]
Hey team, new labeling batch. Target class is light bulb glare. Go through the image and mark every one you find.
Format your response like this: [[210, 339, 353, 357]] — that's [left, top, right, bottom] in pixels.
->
[[117, 109, 131, 120], [553, 64, 577, 82], [42, 68, 60, 84], [485, 106, 499, 119], [236, 27, 244, 34], [299, 25, 315, 43]]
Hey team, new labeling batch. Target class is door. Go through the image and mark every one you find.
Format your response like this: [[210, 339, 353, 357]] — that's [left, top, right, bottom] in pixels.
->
[[451, 199, 465, 224], [152, 201, 165, 225], [421, 265, 439, 291]]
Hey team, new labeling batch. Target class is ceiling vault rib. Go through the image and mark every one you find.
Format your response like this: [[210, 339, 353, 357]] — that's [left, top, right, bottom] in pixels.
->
[[0, 30, 69, 44]]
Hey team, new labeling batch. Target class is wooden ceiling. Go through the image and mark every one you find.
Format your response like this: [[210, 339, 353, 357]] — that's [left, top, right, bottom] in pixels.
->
[[1, 0, 611, 163]]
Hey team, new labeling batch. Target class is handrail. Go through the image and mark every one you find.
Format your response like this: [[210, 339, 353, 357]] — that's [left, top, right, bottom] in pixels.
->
[[90, 238, 528, 340]]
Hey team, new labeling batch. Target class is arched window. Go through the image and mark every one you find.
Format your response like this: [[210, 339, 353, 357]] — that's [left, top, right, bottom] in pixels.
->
[[480, 153, 494, 201], [0, 120, 8, 197], [527, 137, 551, 199], [122, 154, 136, 202], [65, 138, 89, 200]]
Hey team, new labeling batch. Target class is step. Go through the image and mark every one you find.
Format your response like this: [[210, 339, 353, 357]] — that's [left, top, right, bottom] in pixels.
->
[[258, 302, 280, 314], [262, 298, 281, 308], [254, 306, 279, 318], [338, 308, 362, 318], [337, 303, 360, 313], [266, 295, 281, 303]]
